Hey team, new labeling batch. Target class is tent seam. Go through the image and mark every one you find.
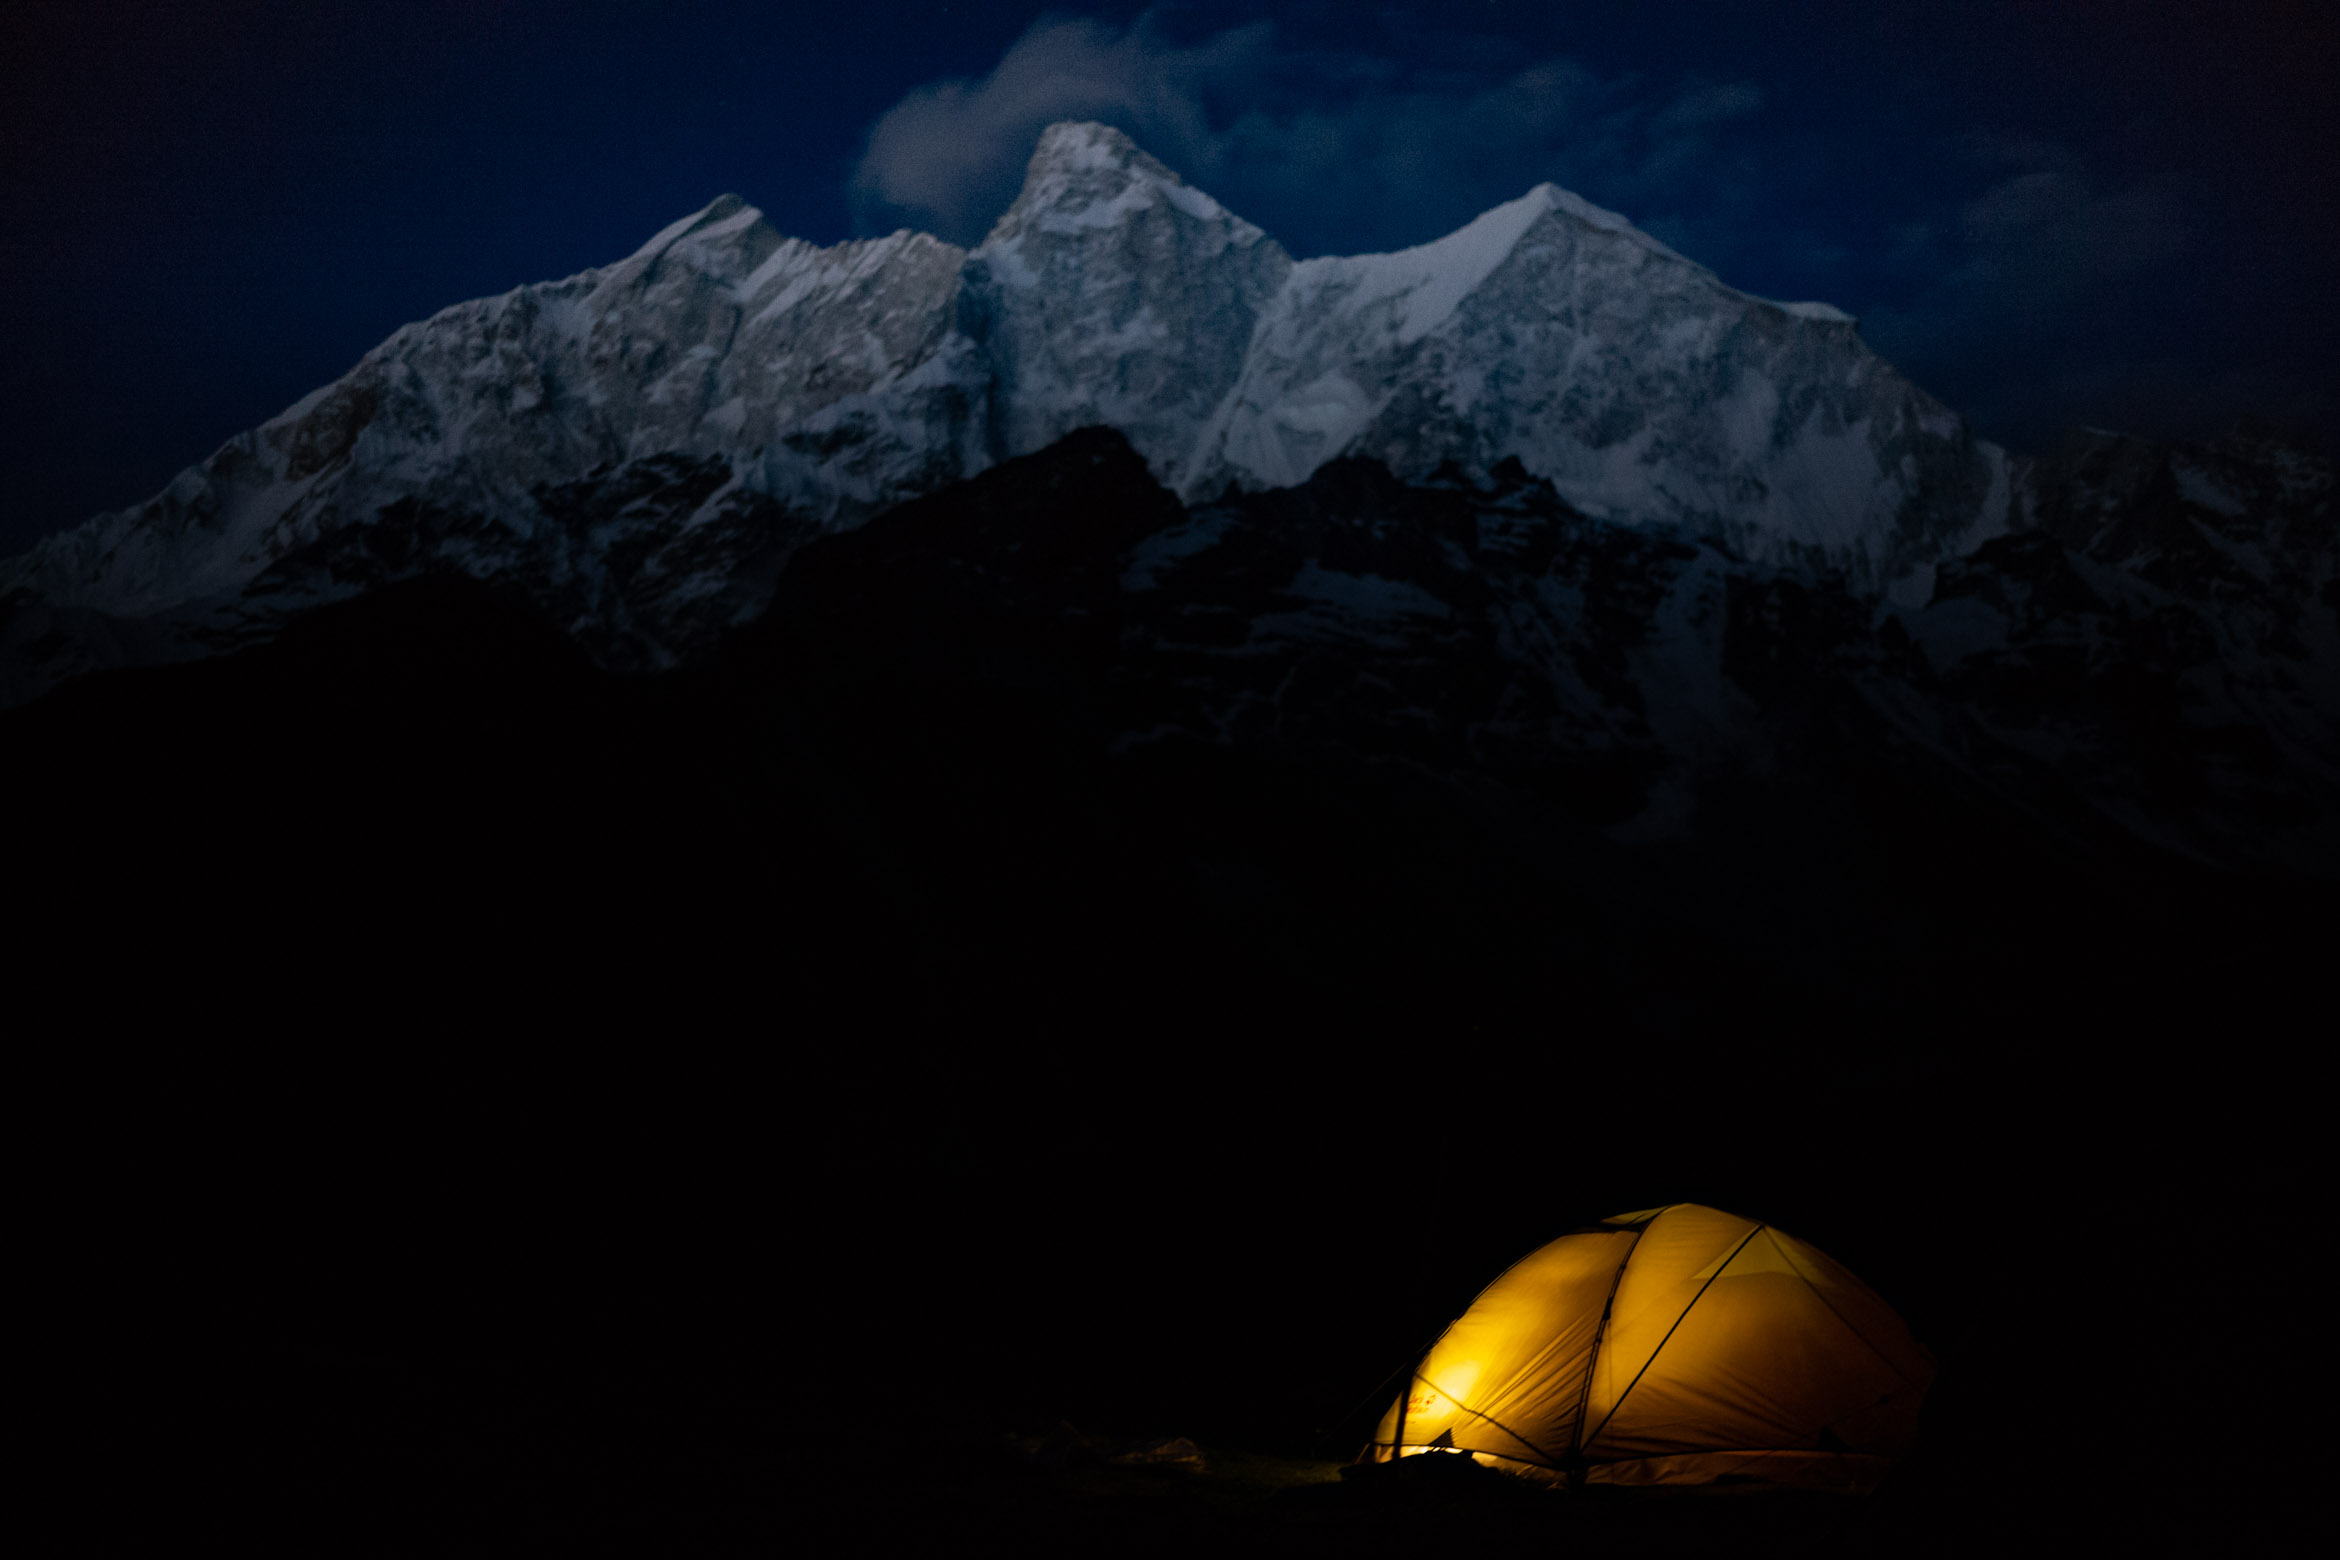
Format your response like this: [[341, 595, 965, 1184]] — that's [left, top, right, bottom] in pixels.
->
[[1383, 1209, 1665, 1462], [1579, 1219, 1768, 1457], [1769, 1230, 1930, 1394], [1569, 1224, 1644, 1461]]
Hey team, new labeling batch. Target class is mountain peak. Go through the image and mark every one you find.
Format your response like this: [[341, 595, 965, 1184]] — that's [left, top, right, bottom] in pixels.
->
[[1519, 182, 1854, 324], [627, 193, 762, 261], [1033, 119, 1148, 170], [3, 117, 2021, 707], [983, 120, 1250, 248], [1523, 182, 1703, 270]]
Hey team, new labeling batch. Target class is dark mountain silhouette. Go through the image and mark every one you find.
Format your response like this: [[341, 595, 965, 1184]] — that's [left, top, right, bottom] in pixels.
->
[[19, 425, 2324, 1553]]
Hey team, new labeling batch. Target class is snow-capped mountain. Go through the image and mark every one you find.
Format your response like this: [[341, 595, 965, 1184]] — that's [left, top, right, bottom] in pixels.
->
[[4, 120, 2014, 706]]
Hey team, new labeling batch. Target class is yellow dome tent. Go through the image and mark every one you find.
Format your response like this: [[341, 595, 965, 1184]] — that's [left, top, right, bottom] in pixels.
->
[[1361, 1204, 1934, 1491]]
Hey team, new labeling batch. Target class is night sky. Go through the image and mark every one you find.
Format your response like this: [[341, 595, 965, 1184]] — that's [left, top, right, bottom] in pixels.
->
[[5, 0, 2334, 558], [12, 10, 2332, 1545]]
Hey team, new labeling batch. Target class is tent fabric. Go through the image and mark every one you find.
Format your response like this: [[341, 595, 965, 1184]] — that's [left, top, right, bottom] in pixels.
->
[[1360, 1204, 1934, 1491]]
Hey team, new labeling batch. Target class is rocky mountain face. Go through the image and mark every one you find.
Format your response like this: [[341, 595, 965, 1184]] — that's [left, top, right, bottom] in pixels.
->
[[0, 203, 981, 696], [1918, 425, 2338, 869], [5, 120, 2016, 705], [18, 423, 2329, 1000], [4, 121, 2331, 880], [753, 422, 2337, 888]]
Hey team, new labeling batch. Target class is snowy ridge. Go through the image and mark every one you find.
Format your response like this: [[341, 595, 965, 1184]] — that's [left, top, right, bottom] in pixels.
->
[[1187, 177, 2007, 590], [8, 121, 2017, 704]]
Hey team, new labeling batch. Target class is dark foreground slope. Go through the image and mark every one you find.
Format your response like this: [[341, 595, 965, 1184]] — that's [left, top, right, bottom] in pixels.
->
[[14, 428, 2327, 1554]]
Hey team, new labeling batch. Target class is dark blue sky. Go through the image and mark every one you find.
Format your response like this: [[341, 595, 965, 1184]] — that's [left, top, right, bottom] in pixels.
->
[[4, 0, 2333, 554]]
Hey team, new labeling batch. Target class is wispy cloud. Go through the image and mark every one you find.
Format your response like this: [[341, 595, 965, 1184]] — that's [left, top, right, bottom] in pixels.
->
[[849, 13, 1775, 261], [1856, 136, 2270, 444], [850, 16, 1269, 247], [851, 12, 2317, 451]]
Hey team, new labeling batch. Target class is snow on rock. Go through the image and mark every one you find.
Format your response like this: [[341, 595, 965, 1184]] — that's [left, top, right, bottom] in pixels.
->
[[6, 120, 2022, 704], [1189, 181, 2007, 592], [1, 196, 984, 701], [962, 121, 1292, 493]]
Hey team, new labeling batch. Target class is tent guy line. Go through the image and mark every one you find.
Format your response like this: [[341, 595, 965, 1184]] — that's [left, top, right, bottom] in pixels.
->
[[1397, 1369, 1567, 1466]]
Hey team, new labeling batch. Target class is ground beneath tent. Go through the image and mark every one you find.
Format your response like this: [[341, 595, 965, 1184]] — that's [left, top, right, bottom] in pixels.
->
[[683, 1429, 2333, 1558], [66, 1299, 2326, 1559]]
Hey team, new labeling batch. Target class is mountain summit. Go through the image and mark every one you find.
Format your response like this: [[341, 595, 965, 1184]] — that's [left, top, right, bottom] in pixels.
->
[[9, 122, 2019, 703]]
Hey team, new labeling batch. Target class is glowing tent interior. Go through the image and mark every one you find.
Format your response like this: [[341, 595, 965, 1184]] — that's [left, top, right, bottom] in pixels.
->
[[1361, 1204, 1935, 1491]]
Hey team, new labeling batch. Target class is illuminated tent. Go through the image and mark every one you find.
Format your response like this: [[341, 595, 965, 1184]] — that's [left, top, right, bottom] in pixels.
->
[[1361, 1204, 1934, 1491]]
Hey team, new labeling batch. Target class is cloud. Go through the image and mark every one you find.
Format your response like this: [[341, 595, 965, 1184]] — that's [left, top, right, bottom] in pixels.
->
[[848, 13, 1780, 260], [848, 14, 2323, 450], [850, 16, 1273, 246], [1859, 138, 2227, 445]]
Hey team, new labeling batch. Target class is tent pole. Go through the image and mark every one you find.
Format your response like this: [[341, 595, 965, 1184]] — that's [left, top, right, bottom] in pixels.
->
[[1392, 1354, 1411, 1460], [1567, 1233, 1639, 1489], [1579, 1223, 1768, 1460], [1313, 1327, 1445, 1461]]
